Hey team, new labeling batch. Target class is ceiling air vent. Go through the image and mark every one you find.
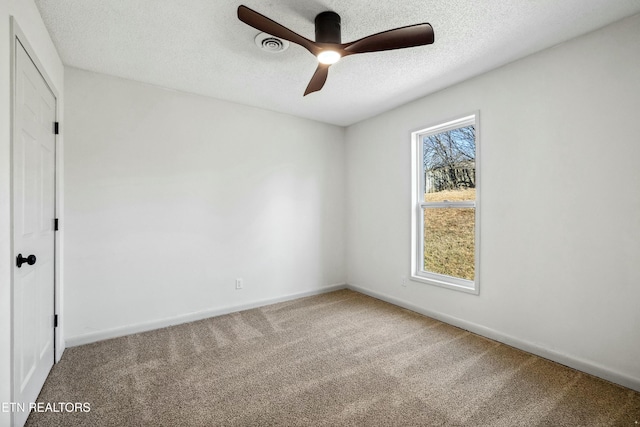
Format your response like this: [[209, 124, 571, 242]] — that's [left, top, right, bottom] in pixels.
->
[[255, 32, 289, 53]]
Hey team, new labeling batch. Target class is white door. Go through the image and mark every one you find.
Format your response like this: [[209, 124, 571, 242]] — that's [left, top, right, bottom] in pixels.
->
[[12, 39, 56, 427]]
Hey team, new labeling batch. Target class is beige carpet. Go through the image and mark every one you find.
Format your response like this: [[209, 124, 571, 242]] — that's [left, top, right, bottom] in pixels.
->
[[27, 290, 640, 426]]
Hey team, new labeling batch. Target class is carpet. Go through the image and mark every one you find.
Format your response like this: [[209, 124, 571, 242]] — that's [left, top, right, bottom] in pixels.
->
[[26, 289, 640, 426]]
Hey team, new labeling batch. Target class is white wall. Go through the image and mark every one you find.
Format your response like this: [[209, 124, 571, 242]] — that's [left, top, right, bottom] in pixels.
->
[[1, 1, 63, 425], [346, 14, 640, 390], [63, 67, 346, 344]]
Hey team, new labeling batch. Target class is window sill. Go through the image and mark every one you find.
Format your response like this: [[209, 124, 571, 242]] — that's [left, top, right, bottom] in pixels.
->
[[410, 273, 479, 295]]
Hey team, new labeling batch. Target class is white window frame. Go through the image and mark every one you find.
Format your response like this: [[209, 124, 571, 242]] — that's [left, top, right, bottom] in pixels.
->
[[410, 113, 480, 294]]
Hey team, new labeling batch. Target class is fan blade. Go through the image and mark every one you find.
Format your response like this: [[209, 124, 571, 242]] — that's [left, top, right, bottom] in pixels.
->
[[343, 23, 434, 55], [304, 63, 330, 96], [238, 5, 320, 56]]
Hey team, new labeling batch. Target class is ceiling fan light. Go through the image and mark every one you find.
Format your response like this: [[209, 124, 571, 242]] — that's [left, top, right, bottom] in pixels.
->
[[317, 50, 341, 64]]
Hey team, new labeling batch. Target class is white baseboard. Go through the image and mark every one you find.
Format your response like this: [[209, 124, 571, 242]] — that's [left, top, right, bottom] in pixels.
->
[[347, 283, 640, 393], [55, 337, 65, 362], [66, 284, 347, 347]]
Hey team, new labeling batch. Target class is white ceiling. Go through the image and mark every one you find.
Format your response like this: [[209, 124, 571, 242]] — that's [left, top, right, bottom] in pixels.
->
[[35, 0, 640, 126]]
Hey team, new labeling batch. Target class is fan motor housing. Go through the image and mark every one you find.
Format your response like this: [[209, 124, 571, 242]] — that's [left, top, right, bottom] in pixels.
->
[[315, 11, 341, 44]]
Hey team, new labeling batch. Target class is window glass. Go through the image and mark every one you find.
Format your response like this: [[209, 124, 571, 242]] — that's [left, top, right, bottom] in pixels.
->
[[423, 125, 476, 201], [423, 207, 475, 280]]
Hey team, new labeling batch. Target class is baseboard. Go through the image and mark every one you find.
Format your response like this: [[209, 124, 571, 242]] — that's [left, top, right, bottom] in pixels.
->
[[347, 283, 640, 393], [55, 337, 65, 362], [66, 283, 347, 347]]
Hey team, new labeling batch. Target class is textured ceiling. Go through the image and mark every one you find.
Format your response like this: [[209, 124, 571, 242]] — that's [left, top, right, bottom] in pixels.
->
[[35, 0, 640, 126]]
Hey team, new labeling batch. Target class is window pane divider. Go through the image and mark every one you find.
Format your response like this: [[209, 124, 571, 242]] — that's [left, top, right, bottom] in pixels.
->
[[420, 201, 475, 209]]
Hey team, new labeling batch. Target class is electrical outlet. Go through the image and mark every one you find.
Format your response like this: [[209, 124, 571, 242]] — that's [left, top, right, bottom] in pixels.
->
[[235, 278, 243, 290], [401, 276, 407, 287]]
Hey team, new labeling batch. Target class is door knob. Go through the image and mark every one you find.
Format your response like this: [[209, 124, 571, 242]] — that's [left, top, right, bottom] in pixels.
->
[[16, 254, 36, 268]]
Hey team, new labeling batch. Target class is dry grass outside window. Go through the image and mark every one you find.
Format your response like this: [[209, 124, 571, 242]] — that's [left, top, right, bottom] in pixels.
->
[[424, 188, 475, 280]]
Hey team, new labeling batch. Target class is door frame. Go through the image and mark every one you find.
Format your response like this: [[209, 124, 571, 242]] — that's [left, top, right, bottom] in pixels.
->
[[10, 17, 63, 425]]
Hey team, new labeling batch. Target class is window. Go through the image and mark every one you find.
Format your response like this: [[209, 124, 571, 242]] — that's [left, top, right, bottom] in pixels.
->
[[411, 114, 479, 294]]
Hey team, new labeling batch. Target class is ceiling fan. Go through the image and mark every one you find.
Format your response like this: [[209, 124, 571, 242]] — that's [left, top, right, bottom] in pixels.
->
[[237, 5, 434, 96]]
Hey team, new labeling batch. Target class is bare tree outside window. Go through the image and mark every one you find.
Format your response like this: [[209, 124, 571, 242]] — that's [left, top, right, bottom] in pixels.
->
[[423, 125, 475, 200]]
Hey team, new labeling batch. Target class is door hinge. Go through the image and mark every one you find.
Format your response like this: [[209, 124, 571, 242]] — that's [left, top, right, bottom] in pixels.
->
[[54, 122, 59, 135], [54, 314, 58, 328], [54, 218, 59, 231]]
